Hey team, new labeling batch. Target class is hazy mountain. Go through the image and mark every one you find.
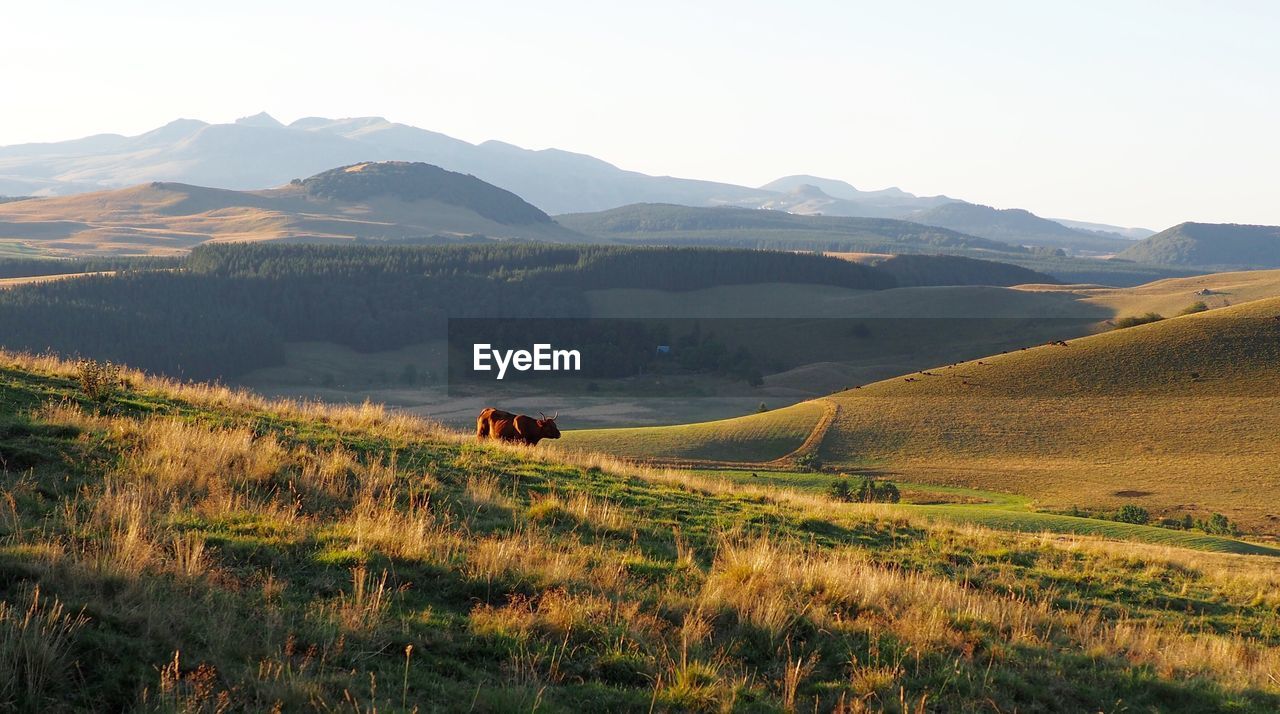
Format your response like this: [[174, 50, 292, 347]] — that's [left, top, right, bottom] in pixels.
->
[[0, 114, 1152, 255], [759, 175, 957, 215], [0, 161, 584, 255], [1116, 222, 1280, 268], [1052, 218, 1155, 241], [0, 114, 764, 215], [909, 203, 1133, 254]]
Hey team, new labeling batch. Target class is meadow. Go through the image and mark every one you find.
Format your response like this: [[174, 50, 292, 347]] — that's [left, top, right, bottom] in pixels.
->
[[562, 295, 1280, 535], [4, 351, 1280, 711]]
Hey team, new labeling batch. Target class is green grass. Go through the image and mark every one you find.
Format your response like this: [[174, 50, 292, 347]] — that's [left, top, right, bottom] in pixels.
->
[[687, 470, 1280, 556], [559, 400, 825, 462], [564, 296, 1280, 535], [4, 354, 1280, 711]]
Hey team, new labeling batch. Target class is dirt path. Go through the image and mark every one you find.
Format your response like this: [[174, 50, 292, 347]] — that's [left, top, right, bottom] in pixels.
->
[[630, 399, 839, 471]]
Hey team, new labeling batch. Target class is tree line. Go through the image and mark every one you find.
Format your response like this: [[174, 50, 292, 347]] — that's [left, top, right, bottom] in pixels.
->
[[0, 244, 896, 380]]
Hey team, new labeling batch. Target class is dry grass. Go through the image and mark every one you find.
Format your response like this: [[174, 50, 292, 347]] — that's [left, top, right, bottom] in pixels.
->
[[4, 350, 1280, 710], [561, 296, 1280, 532]]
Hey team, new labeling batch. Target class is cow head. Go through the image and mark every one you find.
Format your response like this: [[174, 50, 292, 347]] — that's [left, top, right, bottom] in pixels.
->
[[537, 411, 561, 439]]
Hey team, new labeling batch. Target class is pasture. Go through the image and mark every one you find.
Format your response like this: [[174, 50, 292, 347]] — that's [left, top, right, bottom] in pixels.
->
[[2, 350, 1280, 711]]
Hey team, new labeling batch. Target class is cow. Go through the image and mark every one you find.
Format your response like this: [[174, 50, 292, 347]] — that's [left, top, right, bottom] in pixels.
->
[[476, 408, 561, 446]]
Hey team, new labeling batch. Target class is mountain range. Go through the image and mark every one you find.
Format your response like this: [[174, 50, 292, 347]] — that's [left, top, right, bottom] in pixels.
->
[[0, 162, 582, 255], [0, 113, 1150, 254]]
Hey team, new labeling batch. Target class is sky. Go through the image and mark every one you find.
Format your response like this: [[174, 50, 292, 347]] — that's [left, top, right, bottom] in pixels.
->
[[2, 0, 1278, 229]]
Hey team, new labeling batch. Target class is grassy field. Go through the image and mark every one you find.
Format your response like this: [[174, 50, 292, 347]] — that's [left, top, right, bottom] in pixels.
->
[[3, 351, 1280, 711], [0, 270, 116, 289], [686, 470, 1280, 556], [564, 295, 1280, 535], [1017, 268, 1280, 318], [560, 401, 828, 463]]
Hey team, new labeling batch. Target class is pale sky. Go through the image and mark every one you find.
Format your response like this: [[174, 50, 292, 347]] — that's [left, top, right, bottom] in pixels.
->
[[3, 0, 1278, 229]]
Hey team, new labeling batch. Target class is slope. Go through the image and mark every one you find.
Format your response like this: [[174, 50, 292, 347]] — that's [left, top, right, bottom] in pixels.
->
[[564, 295, 1280, 533], [2, 352, 1279, 711], [911, 202, 1133, 254], [1117, 222, 1280, 268]]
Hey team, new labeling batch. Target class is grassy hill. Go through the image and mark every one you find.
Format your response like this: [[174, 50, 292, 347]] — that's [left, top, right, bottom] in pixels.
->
[[1015, 268, 1280, 317], [3, 353, 1280, 711], [557, 203, 1023, 253], [909, 202, 1131, 254], [0, 162, 585, 256], [1117, 222, 1280, 268], [862, 253, 1058, 287], [563, 295, 1280, 534]]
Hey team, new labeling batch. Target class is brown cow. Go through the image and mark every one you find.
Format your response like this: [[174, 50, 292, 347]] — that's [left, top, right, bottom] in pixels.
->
[[476, 408, 561, 446]]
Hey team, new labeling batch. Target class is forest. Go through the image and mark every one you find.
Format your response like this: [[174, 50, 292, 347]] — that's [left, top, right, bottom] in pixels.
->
[[0, 244, 894, 379]]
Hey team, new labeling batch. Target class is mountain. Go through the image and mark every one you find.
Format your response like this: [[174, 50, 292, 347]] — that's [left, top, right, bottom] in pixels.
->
[[0, 114, 764, 215], [1116, 222, 1280, 268], [557, 203, 1024, 254], [759, 175, 957, 215], [1052, 218, 1155, 241], [909, 202, 1133, 254], [0, 115, 1145, 256], [0, 161, 583, 255]]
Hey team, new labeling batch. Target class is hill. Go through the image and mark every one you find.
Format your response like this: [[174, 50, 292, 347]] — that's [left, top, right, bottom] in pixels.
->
[[2, 352, 1279, 711], [1117, 222, 1280, 268], [864, 253, 1058, 287], [0, 162, 584, 255], [910, 202, 1133, 254], [563, 295, 1280, 534], [557, 203, 1025, 253]]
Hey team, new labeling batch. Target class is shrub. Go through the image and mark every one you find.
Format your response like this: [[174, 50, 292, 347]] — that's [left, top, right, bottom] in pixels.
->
[[1114, 313, 1165, 329], [877, 481, 901, 503], [794, 453, 821, 472], [1200, 513, 1236, 535], [1180, 301, 1209, 315], [75, 359, 122, 401], [826, 477, 851, 502], [1114, 505, 1150, 525]]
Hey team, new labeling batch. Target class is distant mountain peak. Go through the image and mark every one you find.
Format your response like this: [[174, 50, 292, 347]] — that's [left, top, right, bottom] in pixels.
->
[[234, 112, 284, 128]]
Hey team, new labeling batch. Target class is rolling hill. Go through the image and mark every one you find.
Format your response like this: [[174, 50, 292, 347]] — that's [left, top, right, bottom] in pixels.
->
[[562, 294, 1280, 533], [0, 162, 584, 255], [557, 202, 1026, 254], [3, 351, 1279, 710], [1116, 222, 1280, 268], [909, 202, 1134, 254]]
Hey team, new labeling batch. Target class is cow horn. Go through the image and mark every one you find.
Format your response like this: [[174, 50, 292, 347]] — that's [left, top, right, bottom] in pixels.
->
[[551, 411, 559, 420]]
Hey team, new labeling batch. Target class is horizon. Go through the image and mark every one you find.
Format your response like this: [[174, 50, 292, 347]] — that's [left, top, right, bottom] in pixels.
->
[[5, 1, 1279, 228]]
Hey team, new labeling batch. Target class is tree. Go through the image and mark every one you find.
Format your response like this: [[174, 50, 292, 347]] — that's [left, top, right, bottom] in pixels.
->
[[827, 478, 851, 502], [856, 478, 875, 503], [878, 481, 901, 503], [1115, 505, 1150, 525]]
